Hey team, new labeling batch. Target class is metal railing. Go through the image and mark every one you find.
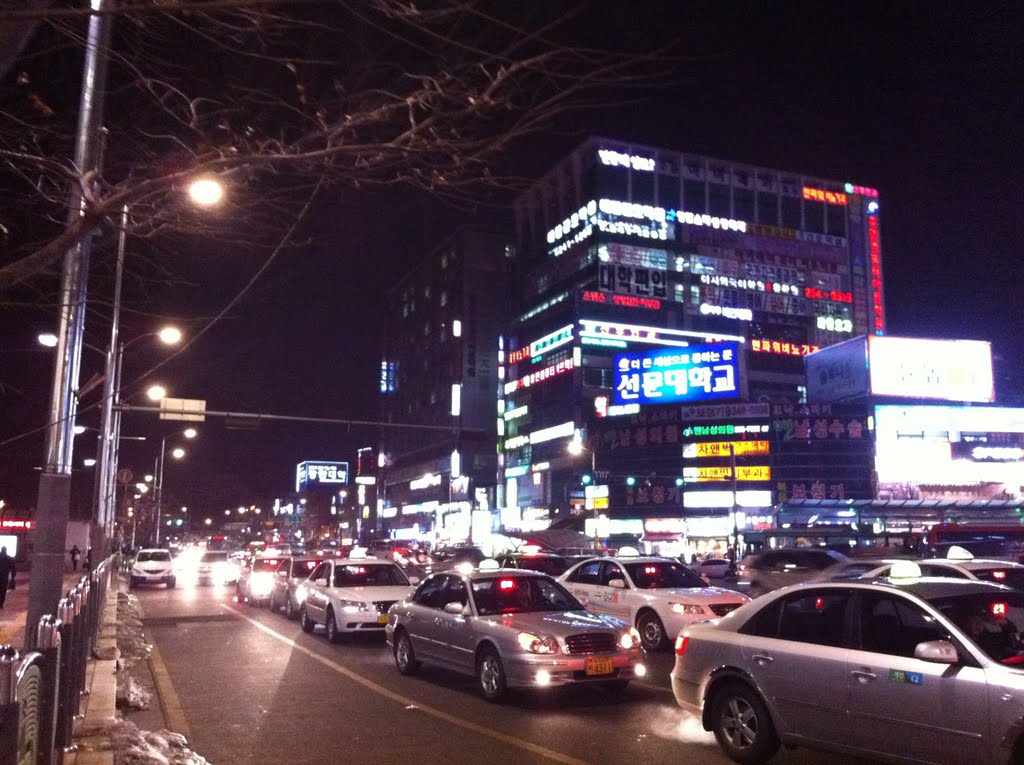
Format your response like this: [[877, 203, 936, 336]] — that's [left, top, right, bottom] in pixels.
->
[[0, 554, 116, 764]]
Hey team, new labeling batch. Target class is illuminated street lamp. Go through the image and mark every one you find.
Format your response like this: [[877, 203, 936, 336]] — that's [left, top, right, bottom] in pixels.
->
[[154, 428, 197, 545], [187, 176, 226, 208], [146, 385, 167, 402]]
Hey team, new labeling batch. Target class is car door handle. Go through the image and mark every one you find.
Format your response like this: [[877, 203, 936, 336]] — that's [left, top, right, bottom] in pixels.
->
[[751, 654, 774, 665], [851, 669, 877, 682]]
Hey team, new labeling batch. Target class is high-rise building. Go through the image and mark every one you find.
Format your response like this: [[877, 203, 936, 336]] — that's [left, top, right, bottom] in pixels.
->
[[377, 227, 511, 546], [501, 137, 884, 552]]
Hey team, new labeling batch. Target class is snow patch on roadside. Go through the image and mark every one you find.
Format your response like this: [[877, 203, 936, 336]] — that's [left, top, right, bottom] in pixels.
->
[[75, 716, 212, 765]]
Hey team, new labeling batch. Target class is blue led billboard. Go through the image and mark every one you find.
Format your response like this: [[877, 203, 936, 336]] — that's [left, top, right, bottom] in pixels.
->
[[295, 461, 349, 492], [613, 341, 741, 405]]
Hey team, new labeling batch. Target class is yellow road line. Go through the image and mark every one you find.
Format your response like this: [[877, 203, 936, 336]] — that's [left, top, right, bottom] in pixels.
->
[[224, 604, 595, 765], [134, 596, 191, 737]]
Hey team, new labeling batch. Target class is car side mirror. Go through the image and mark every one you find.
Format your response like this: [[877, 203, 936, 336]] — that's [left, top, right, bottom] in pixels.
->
[[443, 601, 467, 615], [608, 578, 626, 589], [914, 639, 958, 664], [408, 576, 420, 585]]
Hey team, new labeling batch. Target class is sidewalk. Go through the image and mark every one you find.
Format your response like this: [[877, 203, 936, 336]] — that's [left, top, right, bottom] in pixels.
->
[[0, 569, 83, 648]]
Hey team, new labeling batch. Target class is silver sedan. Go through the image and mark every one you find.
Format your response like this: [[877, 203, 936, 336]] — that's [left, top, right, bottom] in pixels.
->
[[387, 568, 646, 702], [672, 572, 1024, 764]]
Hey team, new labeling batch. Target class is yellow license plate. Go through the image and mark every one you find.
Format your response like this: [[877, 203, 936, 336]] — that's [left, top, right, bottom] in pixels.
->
[[585, 657, 614, 676], [377, 615, 389, 624]]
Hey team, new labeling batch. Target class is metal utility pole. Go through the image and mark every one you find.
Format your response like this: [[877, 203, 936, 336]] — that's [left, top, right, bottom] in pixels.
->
[[27, 0, 114, 645]]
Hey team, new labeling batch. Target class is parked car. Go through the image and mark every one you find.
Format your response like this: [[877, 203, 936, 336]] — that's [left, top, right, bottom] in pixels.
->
[[834, 548, 1024, 590], [737, 548, 848, 596], [270, 556, 320, 618], [298, 557, 418, 641], [671, 567, 1024, 764], [387, 567, 646, 701], [559, 556, 749, 651], [236, 555, 284, 605], [429, 545, 487, 571], [494, 552, 570, 577], [129, 548, 176, 589]]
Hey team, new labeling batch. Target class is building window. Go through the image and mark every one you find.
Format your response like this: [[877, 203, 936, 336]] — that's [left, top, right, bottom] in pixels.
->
[[734, 188, 754, 221], [708, 183, 731, 217], [632, 170, 655, 205], [826, 204, 847, 238], [683, 180, 706, 214], [781, 195, 801, 230], [804, 200, 826, 234], [658, 173, 681, 208], [757, 192, 779, 225]]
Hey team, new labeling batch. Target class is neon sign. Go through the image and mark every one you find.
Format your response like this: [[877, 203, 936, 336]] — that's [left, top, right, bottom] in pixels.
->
[[804, 287, 852, 303], [579, 319, 743, 348], [582, 291, 661, 310], [868, 215, 885, 333], [503, 357, 575, 394], [700, 274, 800, 296], [700, 303, 753, 321], [598, 149, 655, 171], [817, 316, 853, 333], [668, 210, 747, 232], [0, 519, 32, 530], [614, 341, 741, 405], [751, 339, 819, 356], [802, 187, 848, 205], [685, 441, 770, 458], [844, 182, 879, 198], [594, 396, 641, 418], [683, 465, 771, 481]]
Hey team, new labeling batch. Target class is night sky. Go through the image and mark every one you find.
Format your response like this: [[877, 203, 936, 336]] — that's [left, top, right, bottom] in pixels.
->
[[1, 2, 1021, 520]]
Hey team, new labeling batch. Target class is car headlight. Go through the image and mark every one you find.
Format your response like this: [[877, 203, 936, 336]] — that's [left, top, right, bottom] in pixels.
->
[[517, 632, 559, 654], [619, 628, 642, 650], [251, 573, 274, 595], [337, 599, 371, 613], [671, 603, 707, 615], [295, 585, 308, 603]]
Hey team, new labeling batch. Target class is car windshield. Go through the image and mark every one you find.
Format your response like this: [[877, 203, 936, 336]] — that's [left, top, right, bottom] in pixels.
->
[[471, 576, 582, 616], [200, 552, 228, 563], [137, 551, 170, 563], [931, 592, 1024, 664], [332, 564, 409, 587], [252, 558, 282, 572], [502, 556, 569, 576], [970, 567, 1024, 590], [624, 561, 707, 589]]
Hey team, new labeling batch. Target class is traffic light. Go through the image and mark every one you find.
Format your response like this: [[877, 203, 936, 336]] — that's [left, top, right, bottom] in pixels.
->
[[675, 477, 684, 487], [581, 473, 593, 485], [625, 476, 636, 487]]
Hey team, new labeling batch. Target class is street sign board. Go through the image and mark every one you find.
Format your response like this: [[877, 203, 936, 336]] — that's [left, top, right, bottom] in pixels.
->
[[159, 397, 206, 422]]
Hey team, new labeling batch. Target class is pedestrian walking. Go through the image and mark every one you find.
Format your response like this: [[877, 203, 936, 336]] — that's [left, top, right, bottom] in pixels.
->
[[85, 547, 93, 571], [69, 544, 81, 571], [0, 547, 15, 608]]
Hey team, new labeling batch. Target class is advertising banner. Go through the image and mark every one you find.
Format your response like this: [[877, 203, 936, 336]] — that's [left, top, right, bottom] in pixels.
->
[[296, 461, 349, 492], [868, 336, 994, 402], [614, 341, 741, 405]]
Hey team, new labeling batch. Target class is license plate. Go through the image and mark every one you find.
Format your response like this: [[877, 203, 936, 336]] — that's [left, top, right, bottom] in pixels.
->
[[377, 615, 389, 624], [585, 657, 614, 676]]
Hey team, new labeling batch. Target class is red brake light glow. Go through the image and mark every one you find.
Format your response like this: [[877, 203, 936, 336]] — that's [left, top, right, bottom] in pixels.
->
[[499, 579, 515, 590], [992, 602, 1008, 616], [305, 561, 317, 569], [815, 597, 824, 610], [644, 566, 658, 575], [993, 571, 1007, 581], [675, 635, 690, 656]]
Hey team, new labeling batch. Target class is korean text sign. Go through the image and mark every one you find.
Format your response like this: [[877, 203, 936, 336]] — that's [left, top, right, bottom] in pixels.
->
[[613, 341, 741, 405]]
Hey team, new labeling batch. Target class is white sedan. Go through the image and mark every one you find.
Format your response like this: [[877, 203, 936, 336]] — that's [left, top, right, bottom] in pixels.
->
[[558, 556, 749, 651], [298, 558, 418, 642]]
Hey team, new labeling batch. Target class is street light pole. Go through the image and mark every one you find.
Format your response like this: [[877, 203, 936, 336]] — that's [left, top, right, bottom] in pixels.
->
[[153, 436, 167, 546], [730, 442, 740, 567], [27, 0, 115, 646]]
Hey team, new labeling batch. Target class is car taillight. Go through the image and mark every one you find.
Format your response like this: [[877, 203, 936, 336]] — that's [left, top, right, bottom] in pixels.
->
[[675, 635, 690, 656]]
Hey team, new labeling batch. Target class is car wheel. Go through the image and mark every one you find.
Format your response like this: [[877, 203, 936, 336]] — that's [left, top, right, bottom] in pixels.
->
[[299, 606, 315, 633], [637, 610, 667, 651], [326, 609, 341, 643], [709, 682, 780, 765], [477, 648, 507, 702], [166, 578, 176, 589], [285, 597, 296, 620], [394, 630, 420, 675]]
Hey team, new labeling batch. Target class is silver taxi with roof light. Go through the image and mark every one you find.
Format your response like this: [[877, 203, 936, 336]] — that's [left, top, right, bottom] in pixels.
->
[[386, 562, 646, 702], [558, 555, 749, 651], [671, 560, 1024, 764], [833, 545, 1024, 590], [269, 556, 320, 618], [298, 555, 418, 642]]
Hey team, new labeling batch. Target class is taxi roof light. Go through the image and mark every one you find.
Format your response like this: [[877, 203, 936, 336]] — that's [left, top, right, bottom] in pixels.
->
[[946, 545, 974, 561], [478, 558, 501, 571], [889, 560, 923, 579], [618, 546, 641, 558]]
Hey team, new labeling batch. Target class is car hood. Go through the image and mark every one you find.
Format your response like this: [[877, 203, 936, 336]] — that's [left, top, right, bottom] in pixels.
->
[[642, 587, 749, 604], [330, 585, 413, 602], [478, 609, 626, 634]]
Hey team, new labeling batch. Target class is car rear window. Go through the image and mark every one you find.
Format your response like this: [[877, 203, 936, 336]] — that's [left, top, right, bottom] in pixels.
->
[[200, 552, 228, 563], [291, 559, 319, 576], [333, 564, 408, 587], [252, 558, 282, 572], [972, 567, 1024, 590]]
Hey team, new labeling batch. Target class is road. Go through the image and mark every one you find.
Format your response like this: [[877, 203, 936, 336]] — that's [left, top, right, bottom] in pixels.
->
[[132, 582, 873, 765]]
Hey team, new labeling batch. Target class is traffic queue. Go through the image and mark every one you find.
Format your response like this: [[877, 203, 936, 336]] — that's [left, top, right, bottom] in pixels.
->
[[128, 541, 1024, 764]]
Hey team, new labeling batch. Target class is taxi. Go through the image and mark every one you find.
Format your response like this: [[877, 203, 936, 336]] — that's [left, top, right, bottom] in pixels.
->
[[298, 555, 418, 642], [387, 562, 646, 701], [235, 555, 284, 605], [672, 561, 1024, 764], [558, 554, 749, 650]]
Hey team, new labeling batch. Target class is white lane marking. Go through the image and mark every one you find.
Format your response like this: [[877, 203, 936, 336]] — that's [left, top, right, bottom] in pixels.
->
[[223, 605, 595, 765]]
